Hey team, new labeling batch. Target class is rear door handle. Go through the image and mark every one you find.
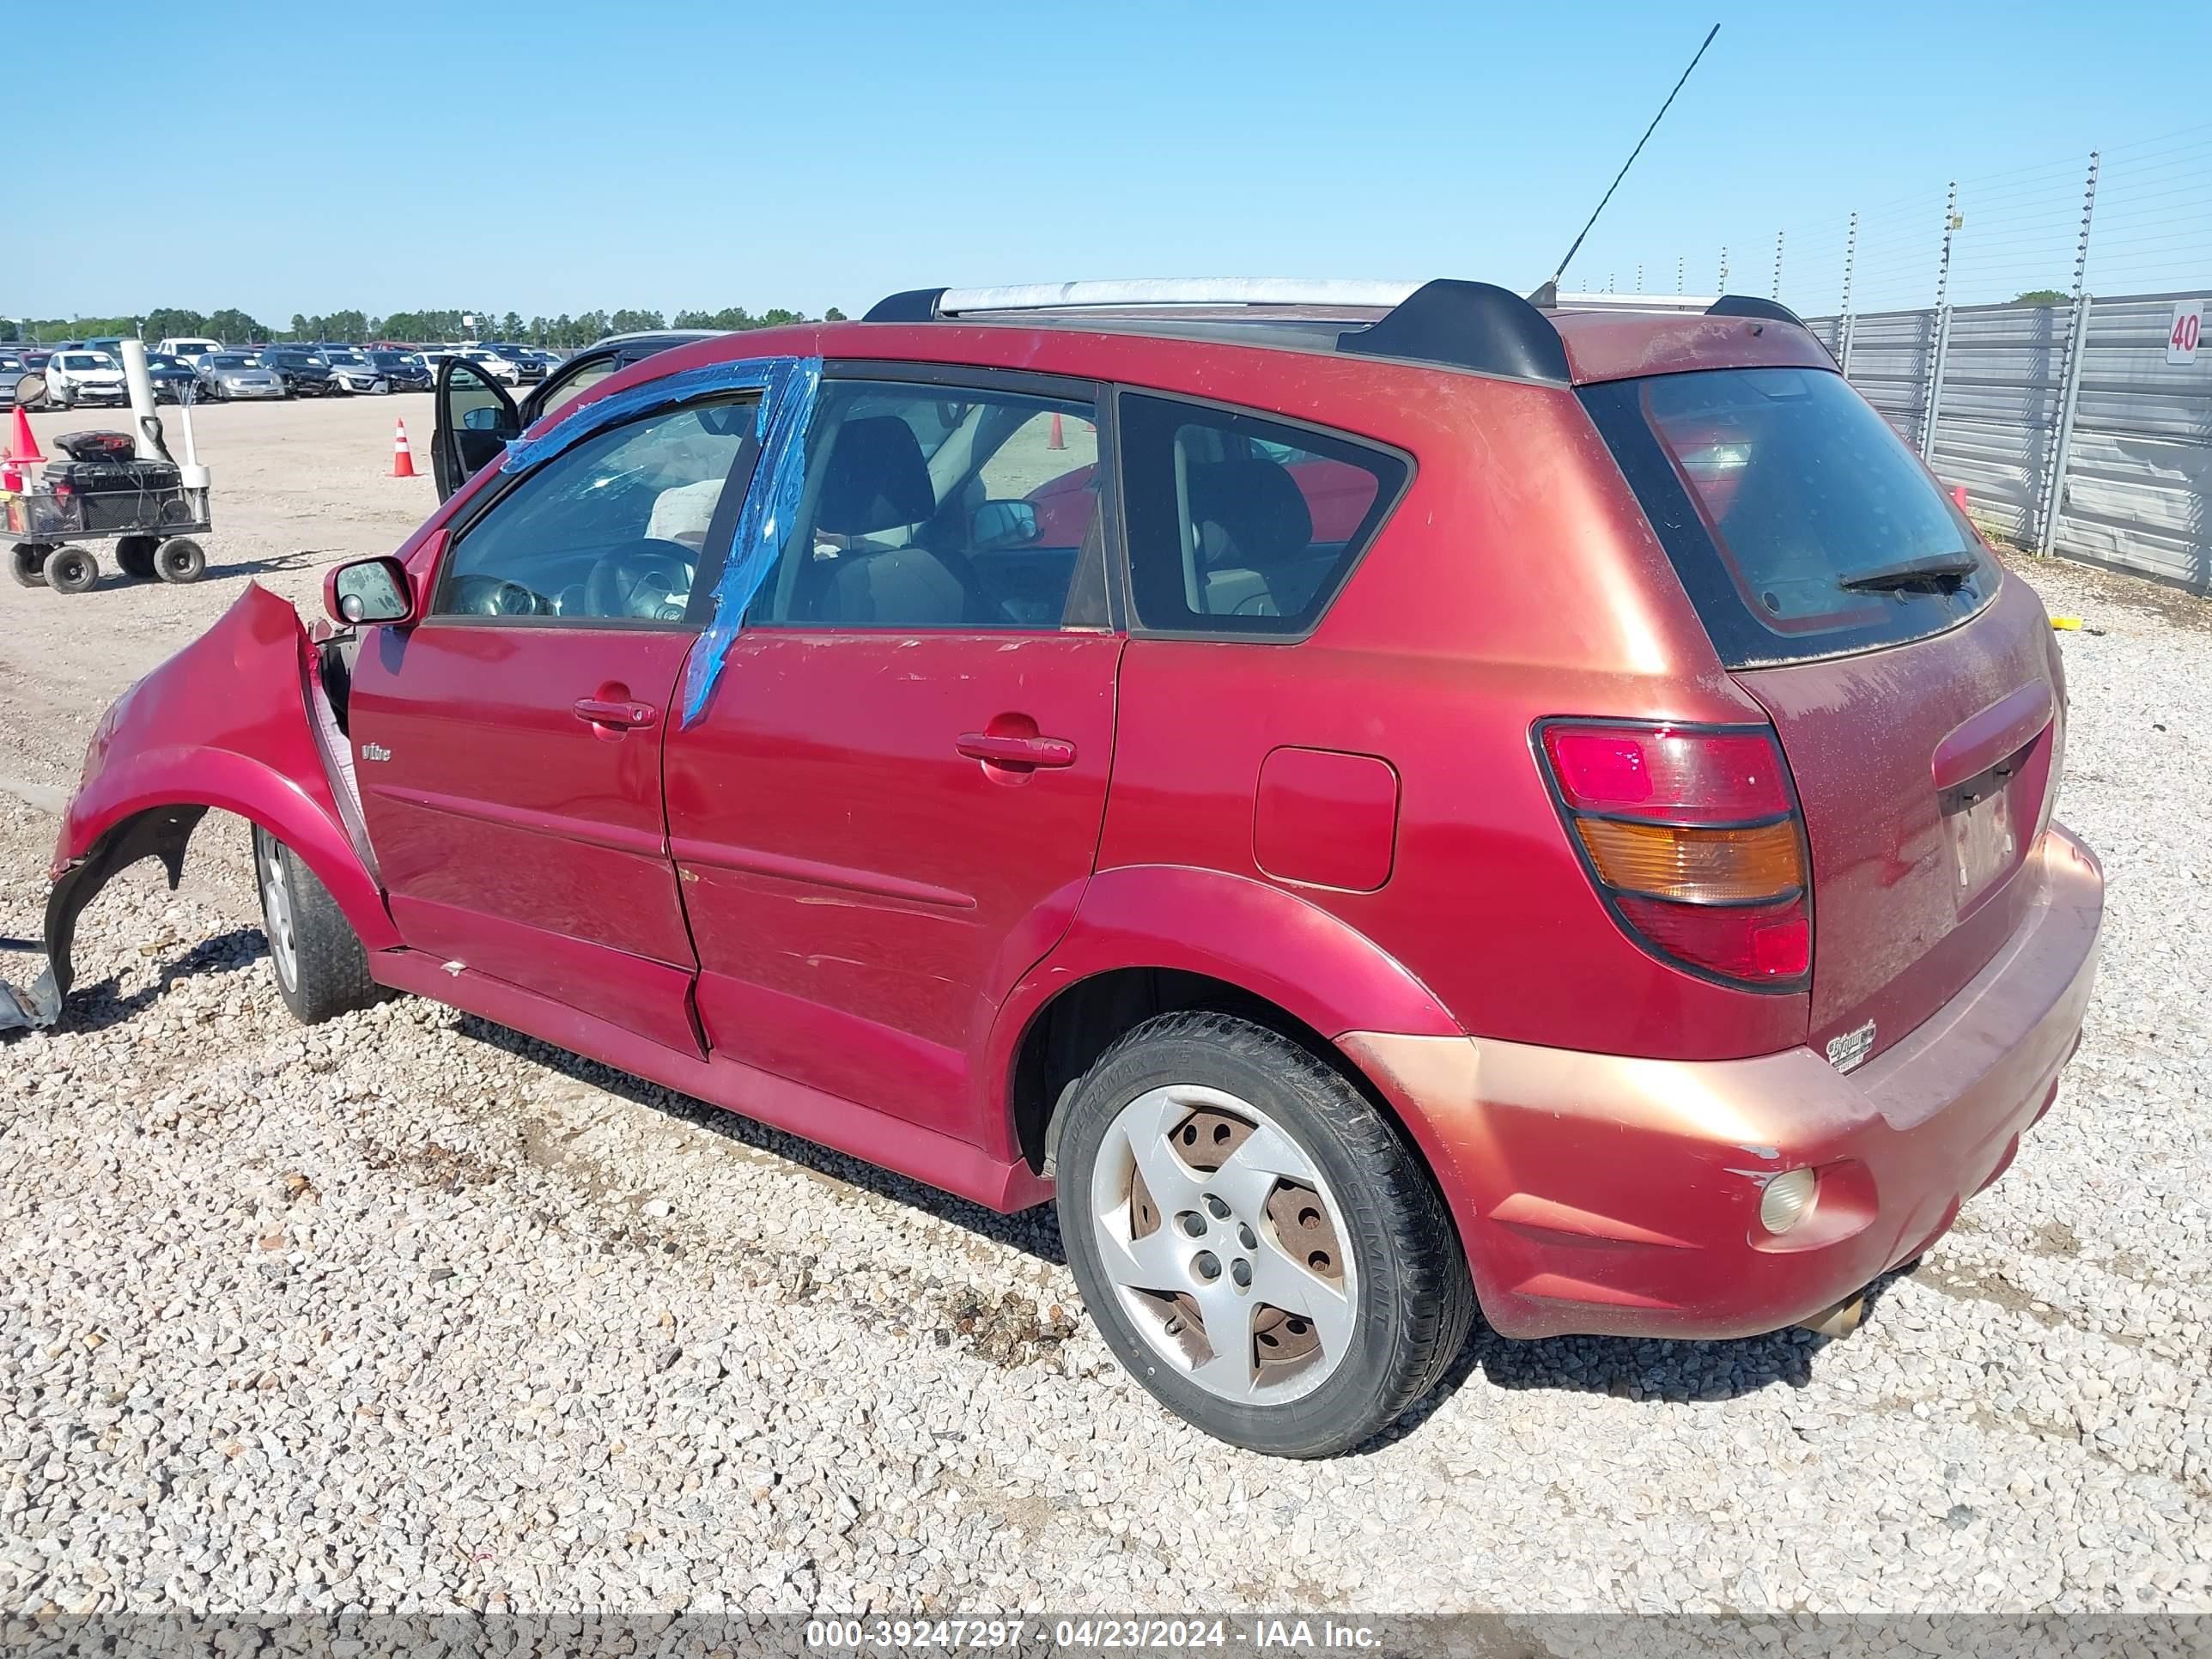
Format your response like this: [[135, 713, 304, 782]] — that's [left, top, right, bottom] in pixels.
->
[[573, 696, 659, 730], [957, 732, 1077, 769]]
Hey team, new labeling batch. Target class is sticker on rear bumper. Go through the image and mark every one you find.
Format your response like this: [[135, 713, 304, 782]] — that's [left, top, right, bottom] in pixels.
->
[[1826, 1019, 1876, 1073]]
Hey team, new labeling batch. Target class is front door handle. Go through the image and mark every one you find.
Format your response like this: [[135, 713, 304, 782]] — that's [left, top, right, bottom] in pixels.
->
[[957, 732, 1077, 769], [573, 696, 659, 730]]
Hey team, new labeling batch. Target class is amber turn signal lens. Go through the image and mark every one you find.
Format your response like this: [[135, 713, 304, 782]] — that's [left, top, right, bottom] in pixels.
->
[[1574, 817, 1803, 903]]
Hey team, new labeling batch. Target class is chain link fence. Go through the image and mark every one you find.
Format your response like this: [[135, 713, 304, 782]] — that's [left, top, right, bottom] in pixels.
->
[[1571, 125, 2212, 592]]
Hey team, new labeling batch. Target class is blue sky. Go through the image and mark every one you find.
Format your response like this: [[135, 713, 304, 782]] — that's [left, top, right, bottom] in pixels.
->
[[19, 1, 2211, 325]]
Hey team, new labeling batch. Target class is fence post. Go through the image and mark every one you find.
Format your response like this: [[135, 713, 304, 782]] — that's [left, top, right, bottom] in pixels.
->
[[1920, 182, 1959, 461], [1771, 231, 1784, 301], [1718, 246, 1729, 291], [2038, 150, 2101, 556], [1838, 210, 1859, 376]]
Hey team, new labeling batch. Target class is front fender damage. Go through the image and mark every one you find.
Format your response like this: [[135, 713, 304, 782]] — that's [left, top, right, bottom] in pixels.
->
[[1, 583, 393, 1033], [0, 805, 207, 1029]]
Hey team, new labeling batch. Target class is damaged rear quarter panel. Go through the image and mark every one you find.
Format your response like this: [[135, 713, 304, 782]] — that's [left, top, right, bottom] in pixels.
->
[[32, 583, 398, 1006]]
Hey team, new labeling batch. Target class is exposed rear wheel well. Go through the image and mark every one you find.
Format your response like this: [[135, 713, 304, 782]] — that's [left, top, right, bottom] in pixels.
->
[[1011, 968, 1422, 1182]]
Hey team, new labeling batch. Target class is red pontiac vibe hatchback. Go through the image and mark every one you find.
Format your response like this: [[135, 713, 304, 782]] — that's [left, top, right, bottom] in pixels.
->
[[2, 280, 2103, 1456]]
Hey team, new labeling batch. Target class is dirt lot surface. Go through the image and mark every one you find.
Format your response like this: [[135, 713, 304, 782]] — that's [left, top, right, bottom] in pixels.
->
[[1, 394, 2208, 1620]]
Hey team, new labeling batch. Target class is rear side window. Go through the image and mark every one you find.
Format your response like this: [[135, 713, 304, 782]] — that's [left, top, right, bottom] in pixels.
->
[[1118, 393, 1407, 636], [1583, 368, 1998, 666]]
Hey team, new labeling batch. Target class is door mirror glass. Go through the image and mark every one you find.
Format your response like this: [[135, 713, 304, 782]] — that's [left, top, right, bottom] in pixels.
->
[[325, 555, 415, 625], [461, 405, 505, 432], [970, 499, 1040, 550], [12, 372, 44, 406]]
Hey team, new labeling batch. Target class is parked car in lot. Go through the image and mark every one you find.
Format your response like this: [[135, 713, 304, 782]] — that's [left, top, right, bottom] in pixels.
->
[[44, 349, 128, 407], [368, 349, 433, 392], [456, 346, 527, 386], [3, 278, 2103, 1458], [319, 348, 391, 395], [155, 336, 223, 366], [0, 350, 39, 405], [194, 351, 287, 400], [480, 343, 547, 383], [144, 351, 203, 403], [259, 349, 341, 398]]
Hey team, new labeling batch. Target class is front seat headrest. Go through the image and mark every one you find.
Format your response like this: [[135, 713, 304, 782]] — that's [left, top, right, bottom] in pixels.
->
[[816, 416, 936, 535], [1185, 458, 1313, 568]]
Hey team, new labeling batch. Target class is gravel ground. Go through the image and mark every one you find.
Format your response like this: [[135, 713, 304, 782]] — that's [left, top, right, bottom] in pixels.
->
[[1, 408, 2209, 1619]]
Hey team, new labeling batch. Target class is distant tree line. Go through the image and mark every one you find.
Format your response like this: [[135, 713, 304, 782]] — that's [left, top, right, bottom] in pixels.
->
[[3, 303, 847, 348]]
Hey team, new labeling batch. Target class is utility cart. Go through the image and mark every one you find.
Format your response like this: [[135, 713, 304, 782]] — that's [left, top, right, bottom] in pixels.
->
[[7, 429, 210, 593]]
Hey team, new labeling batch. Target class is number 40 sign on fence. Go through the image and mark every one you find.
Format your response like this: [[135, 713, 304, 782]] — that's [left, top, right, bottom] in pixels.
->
[[2168, 301, 2203, 366]]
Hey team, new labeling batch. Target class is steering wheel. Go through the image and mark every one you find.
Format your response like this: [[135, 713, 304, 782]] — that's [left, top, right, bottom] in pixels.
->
[[446, 574, 550, 617], [585, 538, 696, 622]]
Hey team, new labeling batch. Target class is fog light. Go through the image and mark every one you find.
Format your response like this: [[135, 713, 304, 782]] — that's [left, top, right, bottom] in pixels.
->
[[1759, 1168, 1818, 1235]]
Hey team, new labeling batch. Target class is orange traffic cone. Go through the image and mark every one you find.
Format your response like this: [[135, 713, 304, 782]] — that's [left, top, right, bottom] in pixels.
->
[[1047, 411, 1065, 451], [8, 403, 44, 466], [391, 418, 416, 479], [1950, 484, 1969, 513]]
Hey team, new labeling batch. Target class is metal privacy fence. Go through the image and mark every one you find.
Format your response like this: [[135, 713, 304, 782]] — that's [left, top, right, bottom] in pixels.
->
[[1802, 290, 2211, 592]]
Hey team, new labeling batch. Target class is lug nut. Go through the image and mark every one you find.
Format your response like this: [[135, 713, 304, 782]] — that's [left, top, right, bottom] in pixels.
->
[[1237, 1223, 1257, 1250], [1177, 1212, 1205, 1237], [1194, 1251, 1221, 1281], [1204, 1194, 1230, 1219], [1231, 1258, 1252, 1288]]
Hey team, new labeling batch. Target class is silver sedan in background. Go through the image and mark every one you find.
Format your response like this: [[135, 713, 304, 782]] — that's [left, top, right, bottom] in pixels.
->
[[195, 352, 287, 400]]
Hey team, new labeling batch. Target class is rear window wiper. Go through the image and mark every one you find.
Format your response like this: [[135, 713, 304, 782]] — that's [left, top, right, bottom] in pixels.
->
[[1835, 552, 1981, 592]]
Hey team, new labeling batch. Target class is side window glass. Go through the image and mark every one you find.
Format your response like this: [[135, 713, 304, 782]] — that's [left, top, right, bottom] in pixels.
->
[[434, 397, 756, 624], [751, 380, 1103, 630], [1118, 394, 1407, 635]]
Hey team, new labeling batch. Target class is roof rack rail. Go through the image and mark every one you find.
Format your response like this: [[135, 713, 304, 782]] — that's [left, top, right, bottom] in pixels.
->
[[865, 279, 1425, 320], [1550, 292, 1718, 312], [860, 276, 1574, 385], [1706, 294, 1809, 326]]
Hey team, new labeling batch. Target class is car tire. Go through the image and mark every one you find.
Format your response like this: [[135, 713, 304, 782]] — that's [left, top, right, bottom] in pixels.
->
[[154, 538, 206, 583], [45, 546, 98, 593], [1054, 1010, 1475, 1458], [115, 535, 158, 579], [10, 544, 47, 587], [252, 825, 384, 1024]]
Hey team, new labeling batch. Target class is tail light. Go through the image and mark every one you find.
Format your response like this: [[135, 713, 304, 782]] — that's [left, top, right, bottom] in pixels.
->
[[1537, 720, 1811, 988]]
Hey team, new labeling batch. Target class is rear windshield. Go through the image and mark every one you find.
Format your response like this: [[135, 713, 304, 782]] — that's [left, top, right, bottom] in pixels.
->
[[1582, 367, 1999, 667]]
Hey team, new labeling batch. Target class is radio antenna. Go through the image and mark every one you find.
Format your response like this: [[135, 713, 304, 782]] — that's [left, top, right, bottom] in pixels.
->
[[1543, 24, 1721, 294]]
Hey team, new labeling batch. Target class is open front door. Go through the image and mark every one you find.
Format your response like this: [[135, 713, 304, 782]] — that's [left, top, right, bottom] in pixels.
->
[[431, 359, 520, 500]]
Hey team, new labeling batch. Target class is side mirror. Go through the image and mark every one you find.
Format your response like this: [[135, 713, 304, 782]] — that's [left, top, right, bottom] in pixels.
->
[[460, 405, 504, 432], [13, 372, 45, 407], [971, 498, 1040, 551], [325, 556, 416, 626]]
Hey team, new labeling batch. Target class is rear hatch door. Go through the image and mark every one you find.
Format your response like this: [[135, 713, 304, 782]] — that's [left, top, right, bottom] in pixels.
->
[[1583, 365, 2063, 1066]]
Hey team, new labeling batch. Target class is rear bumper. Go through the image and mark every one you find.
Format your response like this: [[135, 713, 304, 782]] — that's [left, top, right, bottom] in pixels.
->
[[1344, 822, 2103, 1340]]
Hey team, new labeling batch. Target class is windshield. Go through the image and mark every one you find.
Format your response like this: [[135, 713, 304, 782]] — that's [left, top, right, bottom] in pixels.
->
[[327, 351, 368, 365], [208, 355, 255, 368], [59, 354, 111, 369], [1582, 367, 1998, 667]]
